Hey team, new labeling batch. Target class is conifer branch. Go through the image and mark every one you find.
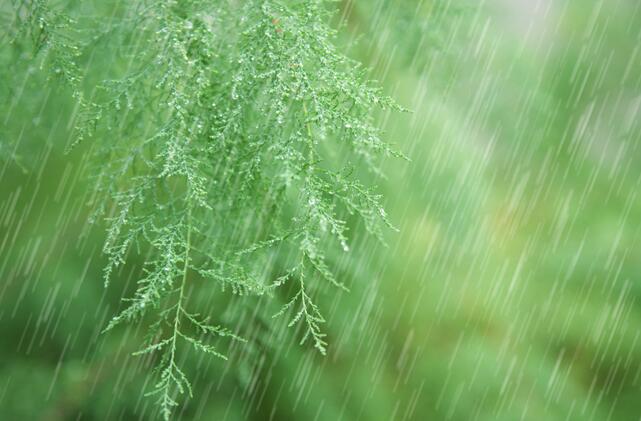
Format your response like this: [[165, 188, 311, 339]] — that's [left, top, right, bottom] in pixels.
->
[[4, 0, 403, 417]]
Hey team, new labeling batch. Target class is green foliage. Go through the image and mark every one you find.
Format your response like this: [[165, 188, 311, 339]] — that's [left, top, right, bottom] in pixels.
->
[[5, 1, 638, 420], [3, 0, 401, 418], [0, 0, 81, 165], [2, 0, 81, 88]]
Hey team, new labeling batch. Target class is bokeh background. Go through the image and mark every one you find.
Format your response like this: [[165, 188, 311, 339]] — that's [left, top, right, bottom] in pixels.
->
[[1, 0, 641, 419]]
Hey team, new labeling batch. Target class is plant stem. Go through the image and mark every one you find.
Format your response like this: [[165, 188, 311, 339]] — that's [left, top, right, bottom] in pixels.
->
[[173, 205, 192, 346], [166, 204, 192, 407]]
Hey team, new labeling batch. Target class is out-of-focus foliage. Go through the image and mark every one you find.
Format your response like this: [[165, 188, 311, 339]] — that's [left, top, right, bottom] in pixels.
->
[[1, 0, 640, 420]]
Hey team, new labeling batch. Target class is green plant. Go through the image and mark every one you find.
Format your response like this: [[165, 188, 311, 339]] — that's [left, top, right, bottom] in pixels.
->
[[3, 1, 402, 418], [0, 0, 83, 167]]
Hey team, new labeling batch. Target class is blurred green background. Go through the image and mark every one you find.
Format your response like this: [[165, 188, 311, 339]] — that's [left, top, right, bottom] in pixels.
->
[[1, 0, 641, 419]]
